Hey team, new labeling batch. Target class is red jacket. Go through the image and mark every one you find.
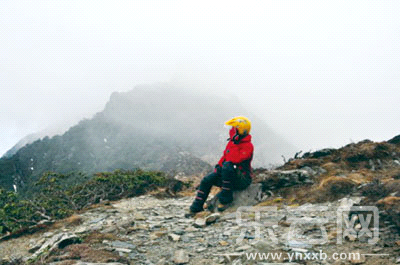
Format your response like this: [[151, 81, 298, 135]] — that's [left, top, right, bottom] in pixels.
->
[[217, 128, 254, 176]]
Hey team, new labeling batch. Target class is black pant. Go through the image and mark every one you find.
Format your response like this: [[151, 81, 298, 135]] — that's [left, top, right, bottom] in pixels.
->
[[190, 162, 252, 212]]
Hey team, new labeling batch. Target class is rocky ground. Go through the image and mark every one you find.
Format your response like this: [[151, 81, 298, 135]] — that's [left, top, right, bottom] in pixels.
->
[[1, 136, 400, 265], [0, 192, 399, 265]]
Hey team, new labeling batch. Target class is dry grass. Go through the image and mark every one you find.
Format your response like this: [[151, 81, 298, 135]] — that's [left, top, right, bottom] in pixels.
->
[[346, 173, 371, 184], [306, 176, 357, 202], [321, 162, 341, 175], [377, 196, 400, 209], [384, 180, 400, 194], [64, 215, 83, 227], [319, 176, 357, 189], [256, 175, 360, 205], [193, 211, 210, 218], [177, 189, 196, 197], [62, 243, 123, 263], [82, 232, 119, 244], [376, 196, 400, 229]]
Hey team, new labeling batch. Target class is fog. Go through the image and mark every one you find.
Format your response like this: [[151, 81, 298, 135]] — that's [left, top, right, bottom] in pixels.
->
[[1, 0, 399, 157]]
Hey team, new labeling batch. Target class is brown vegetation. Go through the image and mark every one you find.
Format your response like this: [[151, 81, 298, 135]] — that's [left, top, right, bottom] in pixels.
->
[[256, 135, 400, 211]]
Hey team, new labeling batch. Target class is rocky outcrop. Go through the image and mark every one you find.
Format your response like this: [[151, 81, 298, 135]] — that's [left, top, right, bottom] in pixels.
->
[[205, 184, 265, 212], [256, 168, 316, 190], [28, 233, 81, 261]]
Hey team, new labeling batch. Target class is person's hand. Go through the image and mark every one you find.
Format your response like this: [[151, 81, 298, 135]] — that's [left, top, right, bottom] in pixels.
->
[[214, 164, 221, 173], [222, 161, 236, 169]]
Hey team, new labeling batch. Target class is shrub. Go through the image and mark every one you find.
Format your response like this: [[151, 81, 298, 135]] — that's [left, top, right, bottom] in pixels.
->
[[0, 169, 168, 235]]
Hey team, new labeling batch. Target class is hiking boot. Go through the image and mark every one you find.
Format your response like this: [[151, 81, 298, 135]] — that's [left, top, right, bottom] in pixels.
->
[[185, 206, 203, 218], [185, 209, 201, 218], [217, 202, 232, 212]]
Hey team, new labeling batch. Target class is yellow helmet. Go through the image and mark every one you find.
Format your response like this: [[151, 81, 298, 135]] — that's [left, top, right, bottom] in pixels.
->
[[225, 116, 251, 135]]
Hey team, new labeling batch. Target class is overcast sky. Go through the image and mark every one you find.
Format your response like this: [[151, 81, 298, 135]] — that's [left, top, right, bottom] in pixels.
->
[[1, 0, 399, 157]]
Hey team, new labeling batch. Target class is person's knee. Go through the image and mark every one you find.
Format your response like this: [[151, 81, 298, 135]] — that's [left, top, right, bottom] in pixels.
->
[[222, 161, 235, 173], [200, 174, 214, 186]]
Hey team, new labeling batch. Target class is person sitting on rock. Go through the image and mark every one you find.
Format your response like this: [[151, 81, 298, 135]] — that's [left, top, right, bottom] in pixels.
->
[[186, 116, 254, 216]]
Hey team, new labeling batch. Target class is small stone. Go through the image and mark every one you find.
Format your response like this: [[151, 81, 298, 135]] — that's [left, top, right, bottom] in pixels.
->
[[150, 231, 167, 240], [164, 215, 174, 220], [74, 226, 87, 234], [328, 231, 338, 241], [137, 248, 147, 253], [351, 214, 359, 222], [116, 247, 132, 253], [219, 240, 229, 246], [149, 222, 162, 229], [128, 224, 148, 232], [220, 212, 236, 221], [205, 213, 220, 225], [157, 258, 167, 265], [235, 245, 251, 252], [89, 217, 105, 224], [28, 238, 46, 253], [333, 260, 346, 265], [345, 234, 357, 242], [372, 248, 383, 253], [134, 212, 146, 221], [287, 240, 312, 249], [278, 220, 291, 227], [396, 257, 400, 264], [74, 261, 123, 265], [172, 228, 185, 235], [193, 218, 206, 228], [168, 233, 181, 242], [103, 226, 117, 234], [355, 224, 362, 231], [156, 230, 168, 236], [291, 248, 308, 253], [350, 254, 366, 264], [119, 219, 135, 228], [184, 226, 198, 232], [173, 249, 190, 264], [111, 241, 136, 249], [43, 232, 54, 238], [196, 247, 207, 252], [223, 231, 231, 236]]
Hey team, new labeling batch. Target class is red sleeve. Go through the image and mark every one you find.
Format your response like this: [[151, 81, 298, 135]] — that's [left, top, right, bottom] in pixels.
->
[[225, 142, 254, 164]]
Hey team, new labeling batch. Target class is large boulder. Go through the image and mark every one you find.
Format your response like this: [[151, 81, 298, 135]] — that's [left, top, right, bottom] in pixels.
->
[[206, 183, 264, 212]]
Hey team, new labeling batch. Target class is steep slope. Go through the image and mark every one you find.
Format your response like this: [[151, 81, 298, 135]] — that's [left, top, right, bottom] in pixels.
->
[[0, 84, 296, 191]]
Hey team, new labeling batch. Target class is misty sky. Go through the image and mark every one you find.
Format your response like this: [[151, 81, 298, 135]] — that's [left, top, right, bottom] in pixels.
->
[[1, 0, 399, 157]]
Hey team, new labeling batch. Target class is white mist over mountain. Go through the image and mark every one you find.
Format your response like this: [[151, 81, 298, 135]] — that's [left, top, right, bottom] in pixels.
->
[[1, 0, 399, 157]]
